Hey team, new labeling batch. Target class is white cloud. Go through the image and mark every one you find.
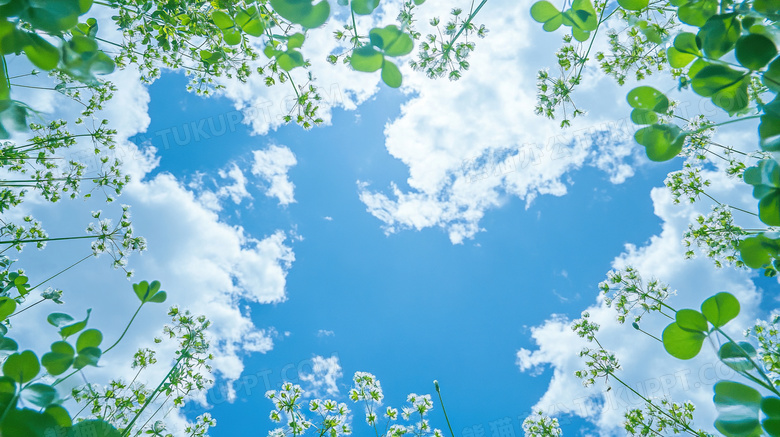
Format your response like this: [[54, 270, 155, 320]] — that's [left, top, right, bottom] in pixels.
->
[[355, 0, 642, 244], [216, 164, 252, 205], [299, 355, 343, 398], [5, 45, 298, 433], [317, 329, 335, 337], [251, 145, 298, 206], [516, 167, 771, 434]]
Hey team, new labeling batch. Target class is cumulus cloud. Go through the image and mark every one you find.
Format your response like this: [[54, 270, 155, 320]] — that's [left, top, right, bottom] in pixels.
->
[[6, 36, 298, 434], [354, 0, 642, 244], [299, 355, 344, 398], [251, 145, 298, 206], [216, 164, 252, 205], [516, 167, 771, 434]]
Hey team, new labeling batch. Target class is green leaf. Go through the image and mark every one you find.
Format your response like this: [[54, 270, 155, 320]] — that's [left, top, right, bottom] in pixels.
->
[[73, 347, 101, 370], [676, 309, 708, 332], [147, 291, 167, 303], [76, 329, 102, 352], [1, 408, 59, 437], [668, 32, 701, 68], [41, 341, 74, 376], [0, 337, 17, 355], [531, 1, 561, 23], [3, 350, 40, 383], [718, 342, 757, 372], [0, 376, 15, 394], [759, 194, 780, 226], [211, 10, 233, 29], [269, 0, 312, 23], [44, 404, 71, 428], [79, 0, 93, 13], [762, 397, 780, 417], [287, 33, 305, 50], [276, 51, 304, 71], [297, 0, 329, 28], [691, 64, 746, 97], [758, 114, 780, 152], [618, 0, 648, 11], [754, 0, 780, 15], [571, 27, 590, 42], [743, 160, 780, 226], [47, 312, 73, 328], [61, 36, 115, 82], [691, 65, 749, 115], [381, 60, 402, 88], [542, 14, 563, 31], [763, 58, 780, 92], [68, 420, 121, 437], [763, 397, 780, 436], [739, 234, 780, 268], [678, 0, 718, 27], [570, 0, 597, 31], [350, 45, 383, 72], [714, 381, 762, 437], [667, 47, 696, 68], [637, 20, 662, 44], [369, 25, 413, 57], [626, 86, 669, 112], [133, 280, 166, 303], [0, 376, 16, 415], [688, 58, 711, 79], [674, 32, 702, 55], [59, 309, 90, 339], [0, 297, 16, 321], [22, 33, 59, 70], [634, 123, 686, 162], [21, 0, 81, 33], [701, 292, 740, 328], [630, 108, 658, 125], [235, 6, 266, 37], [662, 322, 706, 359], [21, 383, 57, 408], [221, 27, 242, 45], [351, 0, 380, 15], [698, 14, 741, 60], [736, 34, 777, 70]]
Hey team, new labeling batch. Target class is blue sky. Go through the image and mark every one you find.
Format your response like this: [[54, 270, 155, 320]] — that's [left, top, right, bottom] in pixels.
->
[[7, 0, 779, 436], [130, 72, 698, 436]]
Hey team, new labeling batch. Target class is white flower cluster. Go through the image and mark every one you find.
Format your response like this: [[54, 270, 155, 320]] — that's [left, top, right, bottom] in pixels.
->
[[264, 373, 445, 437]]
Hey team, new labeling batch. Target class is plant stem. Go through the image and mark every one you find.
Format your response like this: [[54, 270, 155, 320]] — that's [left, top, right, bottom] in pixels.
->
[[441, 0, 489, 59], [120, 353, 187, 437], [434, 381, 456, 437], [103, 303, 144, 354]]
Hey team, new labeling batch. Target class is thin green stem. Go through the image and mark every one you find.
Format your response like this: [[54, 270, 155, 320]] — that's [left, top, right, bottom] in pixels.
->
[[636, 327, 662, 343], [441, 0, 489, 59], [434, 381, 456, 437], [0, 234, 105, 245], [103, 303, 144, 354], [120, 352, 187, 437], [351, 7, 359, 43], [689, 115, 762, 135], [572, 6, 608, 84], [26, 253, 93, 295], [608, 372, 701, 437], [701, 192, 757, 217]]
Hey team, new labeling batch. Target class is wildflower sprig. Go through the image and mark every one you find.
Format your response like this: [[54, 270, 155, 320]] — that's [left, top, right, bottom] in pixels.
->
[[598, 267, 674, 324]]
